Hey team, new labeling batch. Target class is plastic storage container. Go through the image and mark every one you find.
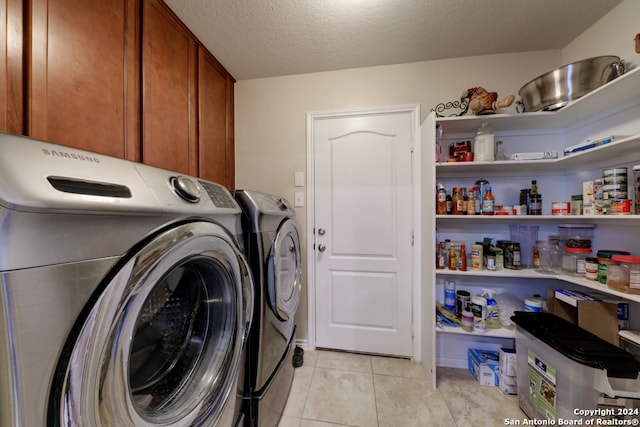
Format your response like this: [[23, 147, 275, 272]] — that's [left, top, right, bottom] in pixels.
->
[[511, 312, 639, 422], [597, 250, 631, 284], [562, 247, 592, 276], [509, 224, 539, 268], [607, 255, 640, 294]]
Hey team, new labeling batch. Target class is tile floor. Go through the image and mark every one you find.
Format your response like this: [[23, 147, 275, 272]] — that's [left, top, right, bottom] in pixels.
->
[[279, 349, 527, 427]]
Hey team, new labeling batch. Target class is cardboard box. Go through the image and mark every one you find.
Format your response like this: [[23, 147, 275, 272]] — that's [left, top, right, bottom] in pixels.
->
[[499, 348, 517, 377], [548, 289, 628, 346], [468, 348, 499, 387], [498, 371, 517, 395]]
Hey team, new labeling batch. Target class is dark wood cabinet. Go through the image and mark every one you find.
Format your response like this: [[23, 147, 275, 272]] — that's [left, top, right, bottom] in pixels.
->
[[141, 0, 197, 175], [3, 0, 235, 188], [1, 0, 24, 135], [198, 46, 235, 189], [28, 0, 139, 160]]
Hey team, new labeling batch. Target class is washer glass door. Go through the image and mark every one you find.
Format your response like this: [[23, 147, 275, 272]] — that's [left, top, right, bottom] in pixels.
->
[[267, 218, 302, 321], [51, 221, 252, 427]]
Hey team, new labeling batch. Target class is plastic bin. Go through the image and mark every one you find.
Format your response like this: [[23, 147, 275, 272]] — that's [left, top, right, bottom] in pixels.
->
[[511, 311, 639, 422]]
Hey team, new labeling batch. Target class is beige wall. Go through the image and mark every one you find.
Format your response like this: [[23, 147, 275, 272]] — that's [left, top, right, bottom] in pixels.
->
[[234, 0, 637, 344]]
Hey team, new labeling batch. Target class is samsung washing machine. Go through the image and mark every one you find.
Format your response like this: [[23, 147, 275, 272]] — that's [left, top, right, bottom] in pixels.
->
[[233, 190, 302, 427], [0, 133, 254, 427]]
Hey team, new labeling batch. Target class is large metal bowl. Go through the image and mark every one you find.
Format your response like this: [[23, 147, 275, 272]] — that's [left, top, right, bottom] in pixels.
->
[[517, 56, 625, 112]]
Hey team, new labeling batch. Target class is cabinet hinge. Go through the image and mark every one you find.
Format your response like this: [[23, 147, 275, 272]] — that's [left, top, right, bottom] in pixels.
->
[[410, 231, 414, 246]]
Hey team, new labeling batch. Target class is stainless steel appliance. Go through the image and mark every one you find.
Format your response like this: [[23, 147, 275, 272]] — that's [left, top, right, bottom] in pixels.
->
[[233, 190, 302, 427], [0, 133, 253, 427]]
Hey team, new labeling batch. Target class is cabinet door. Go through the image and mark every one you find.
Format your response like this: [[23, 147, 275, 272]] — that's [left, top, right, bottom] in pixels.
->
[[198, 46, 235, 189], [1, 0, 23, 135], [29, 0, 139, 159], [141, 0, 197, 176]]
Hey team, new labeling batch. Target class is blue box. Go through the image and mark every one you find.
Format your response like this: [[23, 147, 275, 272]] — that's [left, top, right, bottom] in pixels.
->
[[468, 348, 500, 387]]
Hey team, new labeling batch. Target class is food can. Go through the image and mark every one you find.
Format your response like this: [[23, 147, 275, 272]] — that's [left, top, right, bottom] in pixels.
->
[[571, 195, 583, 215], [610, 199, 631, 215], [602, 167, 627, 184], [551, 201, 570, 215], [585, 257, 599, 280], [471, 244, 483, 270], [455, 290, 471, 318]]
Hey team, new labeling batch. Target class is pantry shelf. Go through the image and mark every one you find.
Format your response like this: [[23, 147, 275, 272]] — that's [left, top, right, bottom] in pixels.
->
[[436, 324, 515, 339], [436, 268, 640, 303], [436, 268, 560, 280], [435, 133, 640, 178], [436, 66, 640, 135], [435, 214, 640, 225]]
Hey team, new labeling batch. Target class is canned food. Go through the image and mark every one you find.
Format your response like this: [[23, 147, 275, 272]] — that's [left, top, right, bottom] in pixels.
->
[[504, 242, 521, 270], [585, 257, 599, 280], [605, 191, 628, 200], [571, 195, 582, 215], [551, 201, 570, 215], [603, 183, 625, 192], [610, 199, 631, 215]]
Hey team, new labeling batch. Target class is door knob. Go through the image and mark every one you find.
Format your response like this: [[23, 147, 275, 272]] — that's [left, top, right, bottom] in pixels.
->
[[318, 228, 326, 236], [318, 244, 326, 252]]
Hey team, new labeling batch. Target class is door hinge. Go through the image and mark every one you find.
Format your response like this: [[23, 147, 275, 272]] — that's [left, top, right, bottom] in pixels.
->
[[410, 231, 414, 246]]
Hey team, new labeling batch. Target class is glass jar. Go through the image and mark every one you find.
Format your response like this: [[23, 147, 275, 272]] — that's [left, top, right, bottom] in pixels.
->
[[535, 241, 562, 274], [585, 257, 599, 281], [528, 194, 542, 215], [562, 247, 592, 276], [609, 255, 640, 294], [474, 122, 495, 162], [597, 250, 630, 284]]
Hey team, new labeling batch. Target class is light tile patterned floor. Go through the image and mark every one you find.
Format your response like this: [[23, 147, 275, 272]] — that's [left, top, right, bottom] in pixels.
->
[[279, 350, 526, 427]]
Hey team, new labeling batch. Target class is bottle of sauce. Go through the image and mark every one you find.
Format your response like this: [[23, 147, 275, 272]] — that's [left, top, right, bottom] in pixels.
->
[[482, 186, 495, 215], [452, 188, 463, 215], [436, 183, 447, 214], [530, 180, 538, 195], [466, 187, 476, 215], [448, 243, 457, 270], [459, 243, 467, 271], [473, 186, 482, 214], [436, 242, 446, 269], [445, 191, 453, 215]]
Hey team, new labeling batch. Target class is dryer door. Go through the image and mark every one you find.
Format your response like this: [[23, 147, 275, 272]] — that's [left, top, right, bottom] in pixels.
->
[[267, 218, 302, 321], [50, 220, 253, 427]]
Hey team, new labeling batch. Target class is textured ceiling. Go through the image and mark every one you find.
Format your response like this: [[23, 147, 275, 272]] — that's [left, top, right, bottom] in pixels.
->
[[163, 0, 623, 80]]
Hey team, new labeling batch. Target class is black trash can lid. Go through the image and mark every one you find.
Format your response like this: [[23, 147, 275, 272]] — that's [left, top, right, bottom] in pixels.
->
[[511, 311, 639, 379]]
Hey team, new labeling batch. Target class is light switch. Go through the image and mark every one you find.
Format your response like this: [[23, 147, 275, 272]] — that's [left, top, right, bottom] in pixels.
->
[[294, 172, 305, 187], [294, 192, 304, 207]]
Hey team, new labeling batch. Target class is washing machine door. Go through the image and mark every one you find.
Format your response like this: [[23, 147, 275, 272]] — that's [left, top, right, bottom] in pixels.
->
[[267, 218, 302, 321], [49, 220, 253, 427]]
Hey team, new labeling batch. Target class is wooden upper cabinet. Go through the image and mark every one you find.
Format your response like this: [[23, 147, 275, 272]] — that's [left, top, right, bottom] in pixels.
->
[[198, 46, 235, 189], [28, 0, 139, 160], [141, 0, 197, 176], [1, 0, 24, 135]]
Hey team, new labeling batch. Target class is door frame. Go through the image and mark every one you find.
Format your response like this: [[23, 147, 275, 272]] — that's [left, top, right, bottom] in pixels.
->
[[305, 104, 422, 361]]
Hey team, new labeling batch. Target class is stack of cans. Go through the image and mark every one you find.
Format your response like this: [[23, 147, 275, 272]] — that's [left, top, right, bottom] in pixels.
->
[[602, 167, 631, 214]]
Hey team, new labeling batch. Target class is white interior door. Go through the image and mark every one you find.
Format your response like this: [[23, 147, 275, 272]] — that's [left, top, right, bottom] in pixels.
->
[[310, 107, 416, 357]]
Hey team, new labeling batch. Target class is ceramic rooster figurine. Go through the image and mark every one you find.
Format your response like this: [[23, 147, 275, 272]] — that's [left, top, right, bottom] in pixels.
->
[[460, 87, 515, 115]]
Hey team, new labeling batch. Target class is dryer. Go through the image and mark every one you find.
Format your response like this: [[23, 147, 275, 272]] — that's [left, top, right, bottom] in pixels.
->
[[0, 133, 253, 427], [233, 190, 302, 427]]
